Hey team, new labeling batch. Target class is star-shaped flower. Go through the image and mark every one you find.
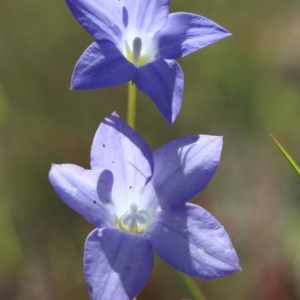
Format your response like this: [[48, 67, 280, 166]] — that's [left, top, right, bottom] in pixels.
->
[[49, 113, 240, 300], [67, 0, 231, 124]]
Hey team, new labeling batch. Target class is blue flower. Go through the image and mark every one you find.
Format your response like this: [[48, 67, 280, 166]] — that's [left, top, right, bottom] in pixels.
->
[[67, 0, 231, 124], [49, 113, 240, 300]]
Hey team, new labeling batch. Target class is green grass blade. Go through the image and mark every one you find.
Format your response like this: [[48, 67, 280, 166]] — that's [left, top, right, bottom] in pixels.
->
[[270, 134, 300, 177]]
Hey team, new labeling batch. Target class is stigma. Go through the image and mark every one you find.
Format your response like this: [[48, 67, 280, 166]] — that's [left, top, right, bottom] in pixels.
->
[[132, 37, 142, 64], [115, 203, 151, 234]]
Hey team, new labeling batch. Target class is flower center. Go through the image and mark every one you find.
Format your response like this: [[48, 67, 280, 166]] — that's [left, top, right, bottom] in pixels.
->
[[123, 36, 156, 66], [115, 203, 151, 234]]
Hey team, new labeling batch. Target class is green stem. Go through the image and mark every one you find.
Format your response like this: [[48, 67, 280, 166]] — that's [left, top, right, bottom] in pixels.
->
[[177, 272, 207, 300], [155, 254, 206, 300], [127, 81, 137, 129]]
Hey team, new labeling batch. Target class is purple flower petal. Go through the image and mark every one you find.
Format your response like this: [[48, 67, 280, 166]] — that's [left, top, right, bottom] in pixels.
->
[[157, 12, 231, 59], [135, 59, 183, 124], [49, 164, 113, 228], [91, 113, 153, 212], [66, 0, 123, 44], [147, 203, 241, 279], [71, 41, 136, 90], [84, 228, 153, 300], [150, 135, 222, 208], [123, 0, 170, 35]]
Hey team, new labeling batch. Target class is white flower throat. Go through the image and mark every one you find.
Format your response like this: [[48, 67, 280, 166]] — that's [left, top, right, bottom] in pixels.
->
[[115, 203, 151, 234], [123, 35, 157, 66]]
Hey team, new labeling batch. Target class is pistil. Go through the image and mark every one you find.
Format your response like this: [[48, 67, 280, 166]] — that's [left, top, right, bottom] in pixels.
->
[[132, 37, 142, 64], [116, 203, 151, 234]]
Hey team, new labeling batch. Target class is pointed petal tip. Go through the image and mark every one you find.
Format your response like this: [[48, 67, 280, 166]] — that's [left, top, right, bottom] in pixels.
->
[[70, 78, 79, 90], [219, 245, 242, 277], [49, 163, 65, 171], [111, 111, 119, 116], [160, 104, 180, 125], [169, 106, 182, 125], [198, 134, 223, 155], [215, 135, 223, 145], [222, 30, 232, 39], [198, 245, 241, 279], [222, 263, 242, 278], [70, 76, 89, 90], [108, 111, 121, 120], [48, 164, 71, 187], [229, 255, 242, 273], [167, 115, 175, 126], [49, 163, 60, 177]]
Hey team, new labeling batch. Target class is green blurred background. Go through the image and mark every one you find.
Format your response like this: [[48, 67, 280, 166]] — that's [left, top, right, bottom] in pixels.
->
[[1, 0, 300, 299]]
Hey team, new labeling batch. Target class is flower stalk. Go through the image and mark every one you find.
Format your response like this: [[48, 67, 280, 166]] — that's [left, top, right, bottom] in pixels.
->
[[177, 272, 207, 300], [127, 81, 137, 129]]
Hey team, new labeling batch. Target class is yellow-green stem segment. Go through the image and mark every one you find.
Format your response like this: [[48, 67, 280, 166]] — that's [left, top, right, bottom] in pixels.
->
[[177, 271, 207, 300], [154, 254, 206, 300], [127, 81, 137, 129]]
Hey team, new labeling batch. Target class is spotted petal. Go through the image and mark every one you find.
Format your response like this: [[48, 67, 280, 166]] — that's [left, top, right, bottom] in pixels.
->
[[84, 228, 153, 300], [71, 41, 136, 89], [157, 12, 231, 59], [91, 113, 154, 214], [147, 203, 241, 279], [49, 164, 113, 228], [135, 59, 183, 124]]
